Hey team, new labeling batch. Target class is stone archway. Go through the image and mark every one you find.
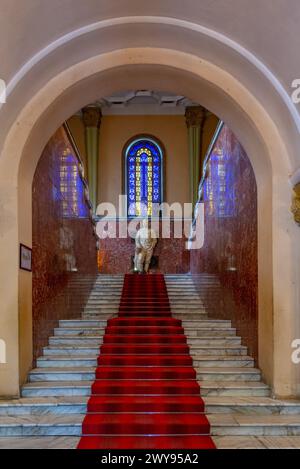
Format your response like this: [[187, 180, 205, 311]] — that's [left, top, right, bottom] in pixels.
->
[[0, 46, 299, 399]]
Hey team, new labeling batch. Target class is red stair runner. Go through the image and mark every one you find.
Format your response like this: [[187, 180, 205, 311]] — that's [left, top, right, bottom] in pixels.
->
[[77, 273, 216, 449]]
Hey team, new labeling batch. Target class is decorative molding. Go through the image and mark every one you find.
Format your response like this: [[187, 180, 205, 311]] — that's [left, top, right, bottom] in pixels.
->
[[95, 90, 198, 116], [3, 16, 300, 135], [185, 105, 206, 128], [291, 183, 300, 225], [82, 106, 102, 128]]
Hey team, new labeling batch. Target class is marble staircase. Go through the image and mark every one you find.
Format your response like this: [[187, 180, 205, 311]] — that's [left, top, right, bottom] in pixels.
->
[[0, 273, 300, 449]]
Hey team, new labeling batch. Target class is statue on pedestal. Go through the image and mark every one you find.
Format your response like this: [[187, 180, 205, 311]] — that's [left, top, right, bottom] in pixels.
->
[[134, 219, 157, 273]]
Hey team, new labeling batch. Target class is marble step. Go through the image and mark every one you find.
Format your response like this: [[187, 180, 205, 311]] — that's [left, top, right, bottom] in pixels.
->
[[3, 397, 300, 418], [167, 285, 199, 290], [165, 276, 214, 280], [74, 286, 122, 290], [169, 304, 206, 308], [5, 434, 290, 450], [181, 320, 232, 327], [59, 320, 108, 328], [49, 337, 103, 346], [82, 311, 118, 317], [54, 321, 239, 339], [93, 282, 124, 286], [42, 339, 247, 361], [213, 435, 300, 449], [0, 414, 84, 436], [43, 339, 241, 357], [0, 398, 88, 416], [48, 336, 246, 354], [83, 295, 121, 299], [11, 414, 293, 439], [166, 279, 209, 282], [58, 319, 232, 328], [21, 382, 92, 397], [166, 283, 218, 286], [28, 368, 96, 382], [200, 381, 269, 397], [81, 279, 124, 290], [172, 313, 209, 318], [204, 397, 300, 415], [189, 345, 247, 356], [167, 288, 216, 292], [28, 367, 261, 383], [84, 307, 119, 312], [87, 288, 123, 292], [185, 330, 237, 338], [84, 303, 119, 307], [167, 287, 218, 290], [209, 414, 300, 436], [192, 356, 254, 367], [82, 311, 209, 318], [82, 313, 117, 320], [84, 300, 127, 304], [87, 295, 123, 299], [53, 331, 241, 346], [37, 356, 97, 367], [169, 301, 204, 304], [21, 380, 267, 398], [69, 278, 124, 287], [86, 301, 206, 308], [39, 354, 254, 368], [197, 368, 261, 382], [43, 346, 100, 356]]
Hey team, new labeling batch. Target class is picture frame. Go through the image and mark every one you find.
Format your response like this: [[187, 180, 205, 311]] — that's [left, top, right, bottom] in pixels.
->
[[20, 243, 32, 272]]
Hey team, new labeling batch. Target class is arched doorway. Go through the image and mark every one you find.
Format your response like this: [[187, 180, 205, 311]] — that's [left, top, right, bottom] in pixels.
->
[[0, 42, 299, 399]]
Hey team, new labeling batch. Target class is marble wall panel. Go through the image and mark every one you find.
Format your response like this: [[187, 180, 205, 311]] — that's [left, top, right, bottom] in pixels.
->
[[98, 219, 190, 274], [32, 127, 98, 363], [190, 125, 258, 361]]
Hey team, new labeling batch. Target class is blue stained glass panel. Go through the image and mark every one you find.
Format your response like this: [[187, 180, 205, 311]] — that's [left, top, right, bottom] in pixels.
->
[[126, 138, 163, 216], [59, 151, 88, 218]]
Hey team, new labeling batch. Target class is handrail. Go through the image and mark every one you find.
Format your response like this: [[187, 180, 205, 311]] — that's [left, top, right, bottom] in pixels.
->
[[63, 121, 95, 221]]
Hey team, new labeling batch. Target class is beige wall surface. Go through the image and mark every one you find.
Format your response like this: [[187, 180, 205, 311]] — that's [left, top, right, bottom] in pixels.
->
[[68, 113, 219, 212], [99, 115, 189, 210], [68, 114, 190, 209]]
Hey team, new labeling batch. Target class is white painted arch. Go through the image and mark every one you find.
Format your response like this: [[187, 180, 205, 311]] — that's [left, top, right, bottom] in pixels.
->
[[0, 43, 299, 397]]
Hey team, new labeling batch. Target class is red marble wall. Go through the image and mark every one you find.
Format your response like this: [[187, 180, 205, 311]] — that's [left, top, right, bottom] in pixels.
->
[[98, 220, 190, 274], [190, 124, 258, 361], [32, 127, 98, 362]]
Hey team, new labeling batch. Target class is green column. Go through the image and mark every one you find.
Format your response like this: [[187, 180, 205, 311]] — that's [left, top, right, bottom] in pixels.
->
[[185, 106, 206, 208], [82, 106, 102, 213]]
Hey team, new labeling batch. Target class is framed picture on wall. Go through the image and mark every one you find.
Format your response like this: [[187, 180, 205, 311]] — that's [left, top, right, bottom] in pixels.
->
[[20, 244, 32, 272]]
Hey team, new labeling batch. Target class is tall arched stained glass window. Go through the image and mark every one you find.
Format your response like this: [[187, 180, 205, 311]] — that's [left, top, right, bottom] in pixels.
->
[[125, 136, 163, 217]]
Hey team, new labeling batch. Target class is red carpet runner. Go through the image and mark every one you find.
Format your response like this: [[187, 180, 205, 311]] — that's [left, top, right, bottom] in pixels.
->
[[78, 274, 216, 449]]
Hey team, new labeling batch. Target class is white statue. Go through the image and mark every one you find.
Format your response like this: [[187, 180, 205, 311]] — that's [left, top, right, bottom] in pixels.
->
[[134, 219, 158, 273]]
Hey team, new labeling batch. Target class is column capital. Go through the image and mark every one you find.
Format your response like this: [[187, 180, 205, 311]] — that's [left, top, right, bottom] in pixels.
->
[[82, 106, 102, 128], [291, 183, 300, 225], [185, 105, 206, 128]]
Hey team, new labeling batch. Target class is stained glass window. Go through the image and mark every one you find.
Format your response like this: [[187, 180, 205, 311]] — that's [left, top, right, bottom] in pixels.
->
[[125, 137, 163, 217], [59, 149, 87, 218], [204, 127, 236, 218]]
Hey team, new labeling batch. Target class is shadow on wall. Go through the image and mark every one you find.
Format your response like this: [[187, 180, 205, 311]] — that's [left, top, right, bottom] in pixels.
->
[[32, 126, 98, 364], [190, 124, 258, 362]]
